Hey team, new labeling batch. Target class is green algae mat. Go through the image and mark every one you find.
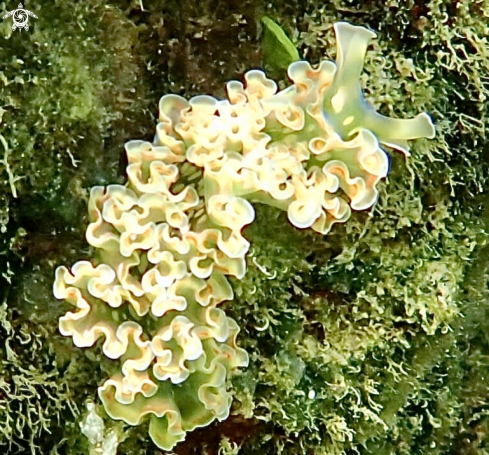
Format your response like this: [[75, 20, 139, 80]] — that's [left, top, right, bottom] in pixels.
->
[[1, 1, 489, 454]]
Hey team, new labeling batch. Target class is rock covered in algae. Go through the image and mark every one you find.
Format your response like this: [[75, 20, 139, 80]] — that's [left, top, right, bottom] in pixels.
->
[[53, 21, 434, 450]]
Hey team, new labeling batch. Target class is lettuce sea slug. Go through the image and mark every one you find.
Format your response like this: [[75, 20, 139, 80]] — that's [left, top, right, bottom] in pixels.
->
[[53, 22, 435, 450]]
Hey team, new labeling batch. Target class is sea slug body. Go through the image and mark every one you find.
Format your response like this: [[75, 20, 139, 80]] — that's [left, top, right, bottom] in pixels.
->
[[53, 21, 435, 450]]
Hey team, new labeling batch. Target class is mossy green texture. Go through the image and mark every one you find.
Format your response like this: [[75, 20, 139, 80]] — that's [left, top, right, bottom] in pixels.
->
[[0, 0, 489, 454]]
